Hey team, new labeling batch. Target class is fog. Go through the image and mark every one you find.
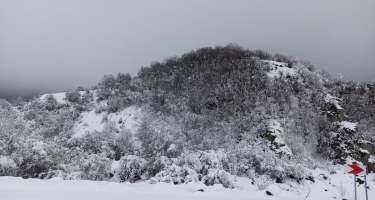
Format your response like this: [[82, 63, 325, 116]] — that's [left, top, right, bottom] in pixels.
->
[[1, 0, 374, 98]]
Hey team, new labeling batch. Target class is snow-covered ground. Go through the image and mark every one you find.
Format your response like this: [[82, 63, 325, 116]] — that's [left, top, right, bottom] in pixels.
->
[[1, 167, 374, 200], [260, 60, 297, 79], [39, 92, 67, 104], [73, 106, 144, 138], [324, 94, 344, 110]]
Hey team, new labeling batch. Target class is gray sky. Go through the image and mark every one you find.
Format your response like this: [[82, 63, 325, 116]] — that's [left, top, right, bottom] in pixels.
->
[[1, 0, 374, 98]]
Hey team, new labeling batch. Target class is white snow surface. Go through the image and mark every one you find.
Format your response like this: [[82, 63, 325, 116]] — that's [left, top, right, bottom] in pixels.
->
[[1, 166, 374, 200], [324, 94, 343, 110], [72, 110, 105, 137], [39, 91, 90, 104], [39, 92, 67, 104], [73, 106, 143, 137], [260, 60, 297, 78], [337, 121, 358, 131]]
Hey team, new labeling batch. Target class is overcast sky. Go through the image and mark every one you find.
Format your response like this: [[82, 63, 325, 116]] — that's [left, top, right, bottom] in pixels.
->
[[1, 0, 374, 98]]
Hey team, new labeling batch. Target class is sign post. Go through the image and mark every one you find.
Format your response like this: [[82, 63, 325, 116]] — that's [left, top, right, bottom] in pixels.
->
[[354, 175, 357, 200], [348, 163, 364, 200], [364, 167, 368, 200]]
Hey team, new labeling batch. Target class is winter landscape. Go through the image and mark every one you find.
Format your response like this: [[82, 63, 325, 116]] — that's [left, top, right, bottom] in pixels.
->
[[1, 45, 375, 200], [1, 1, 374, 200]]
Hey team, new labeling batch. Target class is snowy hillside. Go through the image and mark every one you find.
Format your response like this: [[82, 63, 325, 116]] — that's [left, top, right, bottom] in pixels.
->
[[1, 45, 375, 198], [72, 106, 143, 138]]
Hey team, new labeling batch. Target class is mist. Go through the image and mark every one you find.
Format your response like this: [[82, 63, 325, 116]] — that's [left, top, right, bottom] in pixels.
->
[[1, 0, 374, 98]]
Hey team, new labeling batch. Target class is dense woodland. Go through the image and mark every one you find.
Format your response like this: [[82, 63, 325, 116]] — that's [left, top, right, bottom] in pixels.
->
[[1, 45, 374, 187]]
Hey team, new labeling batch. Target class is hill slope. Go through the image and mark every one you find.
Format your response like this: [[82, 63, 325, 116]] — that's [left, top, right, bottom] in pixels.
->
[[0, 45, 374, 190]]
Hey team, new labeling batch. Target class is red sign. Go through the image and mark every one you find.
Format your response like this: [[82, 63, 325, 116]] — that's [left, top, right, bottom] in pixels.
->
[[348, 164, 364, 175]]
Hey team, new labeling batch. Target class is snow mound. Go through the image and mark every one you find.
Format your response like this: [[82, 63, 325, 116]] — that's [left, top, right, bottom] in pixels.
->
[[72, 106, 143, 138], [336, 121, 357, 131], [39, 92, 67, 104], [324, 94, 343, 110], [260, 60, 296, 78]]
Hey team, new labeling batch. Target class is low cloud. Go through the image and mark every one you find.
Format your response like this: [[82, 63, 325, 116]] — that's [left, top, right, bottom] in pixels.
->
[[1, 0, 374, 98]]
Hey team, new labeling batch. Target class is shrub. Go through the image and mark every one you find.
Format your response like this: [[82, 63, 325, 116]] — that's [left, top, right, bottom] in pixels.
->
[[14, 140, 56, 178], [202, 169, 235, 188], [137, 121, 172, 158], [45, 95, 58, 111], [154, 163, 199, 184], [112, 129, 135, 160], [78, 154, 111, 181], [116, 155, 147, 182], [65, 90, 81, 103], [0, 156, 17, 176]]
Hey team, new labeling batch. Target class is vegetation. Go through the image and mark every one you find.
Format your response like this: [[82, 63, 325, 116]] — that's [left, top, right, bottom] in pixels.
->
[[0, 45, 374, 187]]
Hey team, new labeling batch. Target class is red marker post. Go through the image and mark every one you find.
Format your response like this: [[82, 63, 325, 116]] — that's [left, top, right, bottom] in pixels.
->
[[348, 163, 366, 200]]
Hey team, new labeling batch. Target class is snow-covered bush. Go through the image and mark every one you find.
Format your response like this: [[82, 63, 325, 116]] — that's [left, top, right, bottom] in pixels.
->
[[24, 139, 71, 178], [144, 156, 170, 178], [45, 95, 59, 111], [77, 154, 111, 181], [72, 130, 116, 157], [14, 140, 56, 178], [65, 90, 81, 103], [202, 169, 235, 188], [137, 120, 173, 158], [0, 156, 17, 176], [154, 163, 199, 184], [116, 155, 147, 182], [256, 175, 273, 190], [107, 96, 133, 113], [112, 129, 135, 159], [148, 152, 233, 186]]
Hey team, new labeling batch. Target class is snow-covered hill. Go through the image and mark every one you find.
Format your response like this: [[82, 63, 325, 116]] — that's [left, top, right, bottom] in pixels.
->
[[1, 45, 375, 198]]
